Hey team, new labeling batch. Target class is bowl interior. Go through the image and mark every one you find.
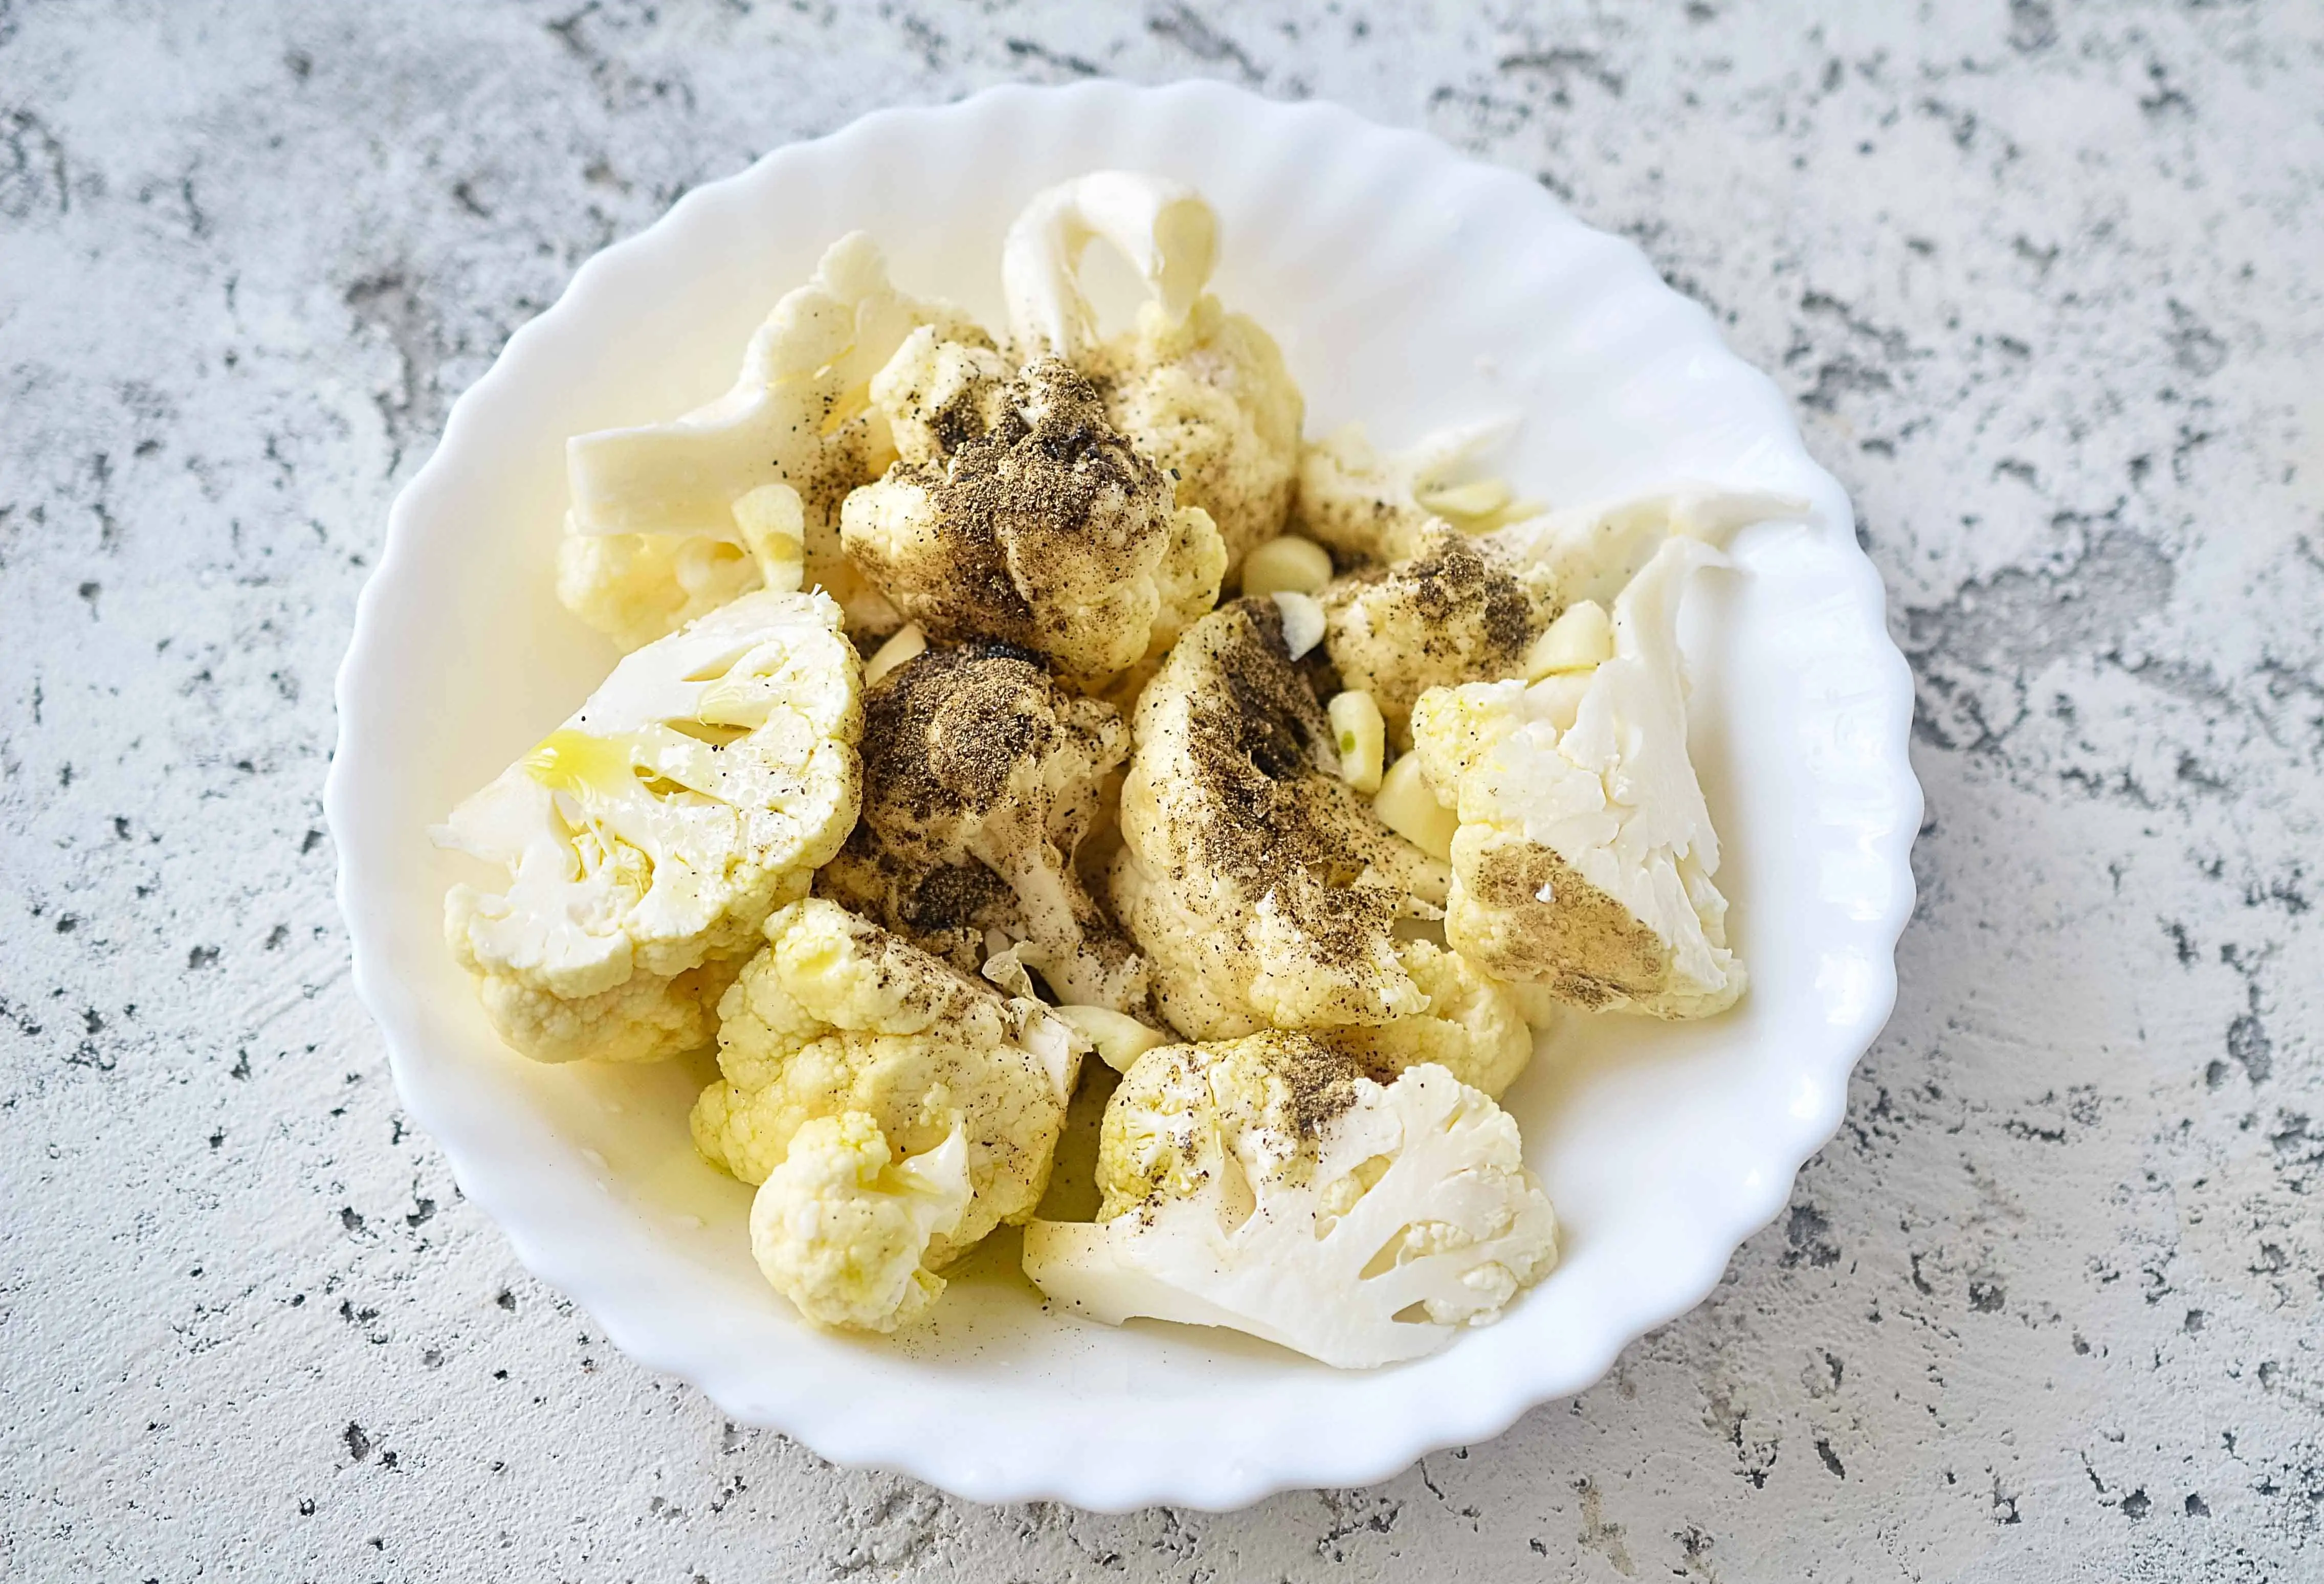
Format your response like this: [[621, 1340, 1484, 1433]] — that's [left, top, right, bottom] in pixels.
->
[[333, 82, 1913, 1509]]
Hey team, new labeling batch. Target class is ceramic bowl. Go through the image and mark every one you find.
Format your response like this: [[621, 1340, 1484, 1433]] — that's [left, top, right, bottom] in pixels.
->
[[327, 78, 1919, 1511]]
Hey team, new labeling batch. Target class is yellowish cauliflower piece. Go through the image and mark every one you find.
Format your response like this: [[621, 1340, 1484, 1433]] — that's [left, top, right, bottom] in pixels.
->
[[435, 590, 862, 1063], [869, 322, 1017, 468], [840, 358, 1226, 688], [1410, 538, 1744, 1017], [1003, 171, 1302, 570], [1325, 939, 1535, 1099], [1109, 597, 1450, 1040], [1021, 1032, 1558, 1369], [692, 899, 1081, 1308], [1089, 295, 1303, 573], [815, 641, 1149, 1013], [749, 1113, 970, 1333], [1321, 527, 1560, 747], [1291, 419, 1532, 565], [559, 234, 984, 645], [1323, 485, 1809, 747]]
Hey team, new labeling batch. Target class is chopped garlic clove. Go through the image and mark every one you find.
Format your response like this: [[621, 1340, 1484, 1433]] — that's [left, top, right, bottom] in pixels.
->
[[1271, 591, 1325, 659], [1523, 598, 1612, 679], [1328, 689, 1386, 795], [1051, 1005, 1169, 1075], [1374, 752, 1457, 861], [864, 623, 926, 687], [1239, 534, 1334, 597]]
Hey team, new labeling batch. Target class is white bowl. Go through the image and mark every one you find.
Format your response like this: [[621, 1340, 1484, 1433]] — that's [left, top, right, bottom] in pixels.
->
[[328, 80, 1919, 1511]]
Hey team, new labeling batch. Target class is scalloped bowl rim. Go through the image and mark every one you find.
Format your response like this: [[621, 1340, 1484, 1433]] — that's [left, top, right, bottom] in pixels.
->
[[327, 79, 1920, 1511]]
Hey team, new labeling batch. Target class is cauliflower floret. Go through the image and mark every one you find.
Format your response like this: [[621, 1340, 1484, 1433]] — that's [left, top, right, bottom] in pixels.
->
[[1003, 171, 1302, 570], [1409, 538, 1743, 1017], [750, 1113, 971, 1333], [555, 527, 773, 656], [1321, 527, 1560, 747], [693, 898, 1082, 1321], [1326, 939, 1535, 1099], [1324, 486, 1809, 747], [869, 323, 1017, 468], [814, 640, 1151, 1014], [1109, 597, 1450, 1040], [1291, 419, 1533, 565], [840, 358, 1226, 688], [560, 234, 986, 645], [1021, 1032, 1558, 1368], [435, 590, 862, 1062]]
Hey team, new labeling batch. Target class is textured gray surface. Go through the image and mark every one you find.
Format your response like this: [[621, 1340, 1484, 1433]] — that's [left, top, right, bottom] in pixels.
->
[[3, 0, 2320, 1577]]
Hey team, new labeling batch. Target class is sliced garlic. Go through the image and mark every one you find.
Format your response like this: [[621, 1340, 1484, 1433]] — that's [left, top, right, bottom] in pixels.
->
[[1051, 1005, 1170, 1075], [1523, 598, 1612, 679], [1238, 534, 1334, 597], [1374, 752, 1456, 861], [864, 623, 927, 686], [1327, 689, 1386, 795]]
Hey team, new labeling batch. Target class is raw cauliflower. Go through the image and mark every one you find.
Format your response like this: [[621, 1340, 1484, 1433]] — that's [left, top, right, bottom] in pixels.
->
[[870, 322, 1017, 468], [750, 1113, 970, 1333], [1410, 537, 1744, 1017], [559, 234, 982, 645], [1291, 419, 1533, 566], [1326, 939, 1535, 1100], [1109, 597, 1450, 1040], [1323, 486, 1808, 746], [1003, 171, 1302, 570], [1321, 526, 1560, 746], [692, 899, 1082, 1328], [840, 357, 1226, 688], [1020, 1032, 1558, 1369], [814, 640, 1150, 1014], [435, 590, 862, 1063]]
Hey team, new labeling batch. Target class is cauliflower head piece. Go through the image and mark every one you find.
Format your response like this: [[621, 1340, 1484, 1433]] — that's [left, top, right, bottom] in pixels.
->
[[693, 898, 1082, 1315], [436, 589, 862, 1063], [1291, 419, 1534, 566], [1003, 171, 1302, 570], [840, 356, 1226, 688], [1326, 939, 1535, 1100], [560, 234, 984, 645], [1321, 527, 1560, 747], [869, 322, 1019, 469], [814, 640, 1150, 1014], [1109, 597, 1450, 1041], [1410, 537, 1744, 1018], [750, 1113, 971, 1333], [1321, 484, 1810, 748], [1021, 1032, 1559, 1369]]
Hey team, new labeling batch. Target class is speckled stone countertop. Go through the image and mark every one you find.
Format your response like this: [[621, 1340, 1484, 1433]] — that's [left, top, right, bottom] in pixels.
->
[[3, 2, 2319, 1578]]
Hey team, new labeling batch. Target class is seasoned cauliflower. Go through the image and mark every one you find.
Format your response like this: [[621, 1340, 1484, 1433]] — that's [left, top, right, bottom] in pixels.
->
[[1291, 419, 1532, 566], [1321, 526, 1560, 746], [867, 322, 1016, 468], [560, 234, 981, 645], [1003, 171, 1302, 569], [814, 641, 1150, 1014], [1326, 939, 1535, 1099], [1021, 1032, 1558, 1368], [750, 1114, 970, 1333], [1109, 597, 1450, 1040], [1410, 537, 1744, 1017], [693, 898, 1082, 1328], [840, 358, 1226, 688], [435, 590, 862, 1063], [1323, 486, 1808, 746]]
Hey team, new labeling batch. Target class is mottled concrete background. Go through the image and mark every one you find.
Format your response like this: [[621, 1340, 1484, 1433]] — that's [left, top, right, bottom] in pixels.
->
[[3, 1, 2318, 1578]]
